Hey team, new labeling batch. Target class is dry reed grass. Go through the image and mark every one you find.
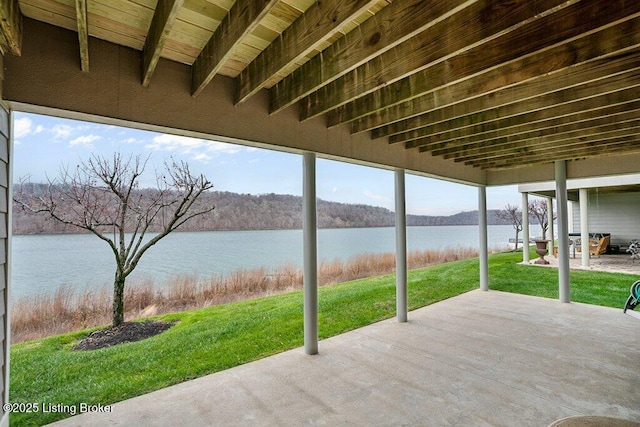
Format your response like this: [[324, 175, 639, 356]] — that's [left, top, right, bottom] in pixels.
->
[[11, 247, 481, 343]]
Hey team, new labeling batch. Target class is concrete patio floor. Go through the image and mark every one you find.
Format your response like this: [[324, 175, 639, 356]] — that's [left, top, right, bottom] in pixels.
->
[[531, 253, 640, 275], [51, 290, 640, 426]]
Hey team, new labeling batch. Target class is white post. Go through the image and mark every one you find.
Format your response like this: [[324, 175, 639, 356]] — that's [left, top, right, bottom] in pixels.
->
[[547, 197, 555, 256], [555, 160, 571, 303], [303, 153, 318, 354], [522, 192, 530, 263], [579, 188, 590, 268], [395, 169, 408, 322], [478, 186, 489, 291]]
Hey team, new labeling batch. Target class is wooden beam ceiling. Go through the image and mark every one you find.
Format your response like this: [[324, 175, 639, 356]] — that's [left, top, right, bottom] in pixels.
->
[[191, 0, 280, 97], [142, 0, 184, 87], [0, 0, 21, 56], [73, 0, 89, 72], [234, 0, 380, 105], [9, 0, 640, 173]]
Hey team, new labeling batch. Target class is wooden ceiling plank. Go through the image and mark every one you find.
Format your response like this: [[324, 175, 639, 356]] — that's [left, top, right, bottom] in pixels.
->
[[481, 143, 640, 170], [269, 0, 476, 114], [353, 2, 640, 136], [352, 20, 640, 135], [235, 0, 381, 105], [435, 106, 640, 159], [449, 121, 640, 162], [394, 67, 640, 149], [473, 137, 640, 169], [191, 0, 280, 97], [0, 0, 22, 55], [142, 0, 184, 87], [406, 87, 640, 153], [302, 0, 578, 122], [74, 0, 89, 72], [404, 78, 640, 154]]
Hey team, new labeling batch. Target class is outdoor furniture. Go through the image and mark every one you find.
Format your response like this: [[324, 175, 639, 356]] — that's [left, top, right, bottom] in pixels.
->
[[575, 234, 610, 258]]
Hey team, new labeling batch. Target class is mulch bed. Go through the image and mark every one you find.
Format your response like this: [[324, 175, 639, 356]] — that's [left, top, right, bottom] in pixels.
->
[[72, 321, 175, 351]]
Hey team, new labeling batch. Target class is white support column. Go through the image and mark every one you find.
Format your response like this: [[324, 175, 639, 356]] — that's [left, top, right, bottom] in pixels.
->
[[555, 160, 571, 303], [579, 188, 590, 268], [522, 192, 530, 263], [303, 152, 318, 355], [547, 197, 555, 255], [478, 186, 489, 291], [395, 169, 408, 322]]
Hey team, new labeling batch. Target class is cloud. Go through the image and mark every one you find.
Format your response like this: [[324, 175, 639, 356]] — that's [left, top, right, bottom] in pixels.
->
[[69, 134, 100, 149], [51, 124, 75, 139], [14, 117, 34, 138], [145, 134, 241, 155], [192, 152, 212, 163]]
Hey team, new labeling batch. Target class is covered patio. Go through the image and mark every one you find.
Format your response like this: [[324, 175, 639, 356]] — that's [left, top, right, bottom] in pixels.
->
[[50, 290, 640, 426], [2, 1, 640, 425]]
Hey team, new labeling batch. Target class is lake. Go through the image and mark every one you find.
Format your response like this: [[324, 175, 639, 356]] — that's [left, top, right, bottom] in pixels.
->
[[11, 225, 535, 298]]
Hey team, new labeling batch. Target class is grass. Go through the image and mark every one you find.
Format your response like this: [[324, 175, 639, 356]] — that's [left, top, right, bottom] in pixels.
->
[[11, 247, 480, 343], [9, 249, 635, 426]]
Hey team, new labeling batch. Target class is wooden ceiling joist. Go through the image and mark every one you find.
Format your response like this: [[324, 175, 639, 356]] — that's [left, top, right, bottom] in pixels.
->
[[348, 20, 640, 135], [234, 0, 380, 105], [448, 121, 640, 162], [357, 0, 640, 137], [300, 0, 578, 122], [403, 76, 640, 154], [142, 0, 184, 87], [383, 49, 640, 144], [191, 0, 279, 97], [407, 87, 640, 154], [268, 0, 475, 114], [0, 0, 22, 56], [434, 107, 640, 159], [74, 0, 89, 72], [473, 137, 640, 170]]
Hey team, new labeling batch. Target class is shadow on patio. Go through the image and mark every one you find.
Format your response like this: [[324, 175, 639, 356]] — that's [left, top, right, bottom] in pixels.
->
[[50, 290, 640, 426]]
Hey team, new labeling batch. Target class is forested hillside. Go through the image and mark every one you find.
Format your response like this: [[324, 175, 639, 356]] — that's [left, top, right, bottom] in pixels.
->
[[12, 185, 512, 235]]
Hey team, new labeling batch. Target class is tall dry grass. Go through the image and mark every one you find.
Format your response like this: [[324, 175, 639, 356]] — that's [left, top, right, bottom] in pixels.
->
[[11, 247, 481, 343]]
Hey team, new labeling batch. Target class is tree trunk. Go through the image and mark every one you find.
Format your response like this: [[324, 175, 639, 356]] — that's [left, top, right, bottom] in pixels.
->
[[514, 229, 520, 251], [113, 273, 126, 327]]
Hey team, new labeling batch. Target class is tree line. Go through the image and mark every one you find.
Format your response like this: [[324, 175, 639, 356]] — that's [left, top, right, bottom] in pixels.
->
[[12, 183, 514, 235]]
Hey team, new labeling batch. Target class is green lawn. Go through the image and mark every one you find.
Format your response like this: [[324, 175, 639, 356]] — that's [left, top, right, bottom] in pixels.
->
[[9, 250, 635, 426]]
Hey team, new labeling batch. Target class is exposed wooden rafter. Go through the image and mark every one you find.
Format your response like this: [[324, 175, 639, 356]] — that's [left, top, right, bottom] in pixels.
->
[[191, 0, 279, 97], [142, 0, 184, 87], [300, 0, 578, 122], [10, 0, 640, 172], [73, 0, 89, 72], [234, 0, 380, 105], [0, 0, 21, 56], [269, 0, 475, 114]]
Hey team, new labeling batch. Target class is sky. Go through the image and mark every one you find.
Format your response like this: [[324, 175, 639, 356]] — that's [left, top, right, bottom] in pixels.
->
[[12, 112, 521, 216]]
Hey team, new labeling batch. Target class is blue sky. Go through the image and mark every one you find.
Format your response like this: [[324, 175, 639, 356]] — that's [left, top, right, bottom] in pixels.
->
[[12, 112, 520, 216]]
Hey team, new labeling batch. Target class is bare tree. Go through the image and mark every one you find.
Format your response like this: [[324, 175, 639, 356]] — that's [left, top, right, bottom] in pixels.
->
[[497, 204, 523, 250], [528, 198, 554, 240], [15, 153, 215, 327]]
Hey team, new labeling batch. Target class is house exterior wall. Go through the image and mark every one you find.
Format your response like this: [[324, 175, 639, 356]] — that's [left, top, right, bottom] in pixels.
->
[[571, 191, 640, 246], [0, 61, 9, 426]]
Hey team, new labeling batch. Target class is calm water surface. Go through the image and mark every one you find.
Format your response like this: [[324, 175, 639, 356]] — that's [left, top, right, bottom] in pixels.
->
[[12, 225, 529, 298]]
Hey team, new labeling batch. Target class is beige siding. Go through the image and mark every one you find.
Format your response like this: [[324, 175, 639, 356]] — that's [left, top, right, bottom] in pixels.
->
[[572, 191, 640, 246], [0, 100, 9, 427]]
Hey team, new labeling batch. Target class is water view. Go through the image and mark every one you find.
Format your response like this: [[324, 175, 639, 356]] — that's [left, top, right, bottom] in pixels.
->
[[12, 225, 532, 298]]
